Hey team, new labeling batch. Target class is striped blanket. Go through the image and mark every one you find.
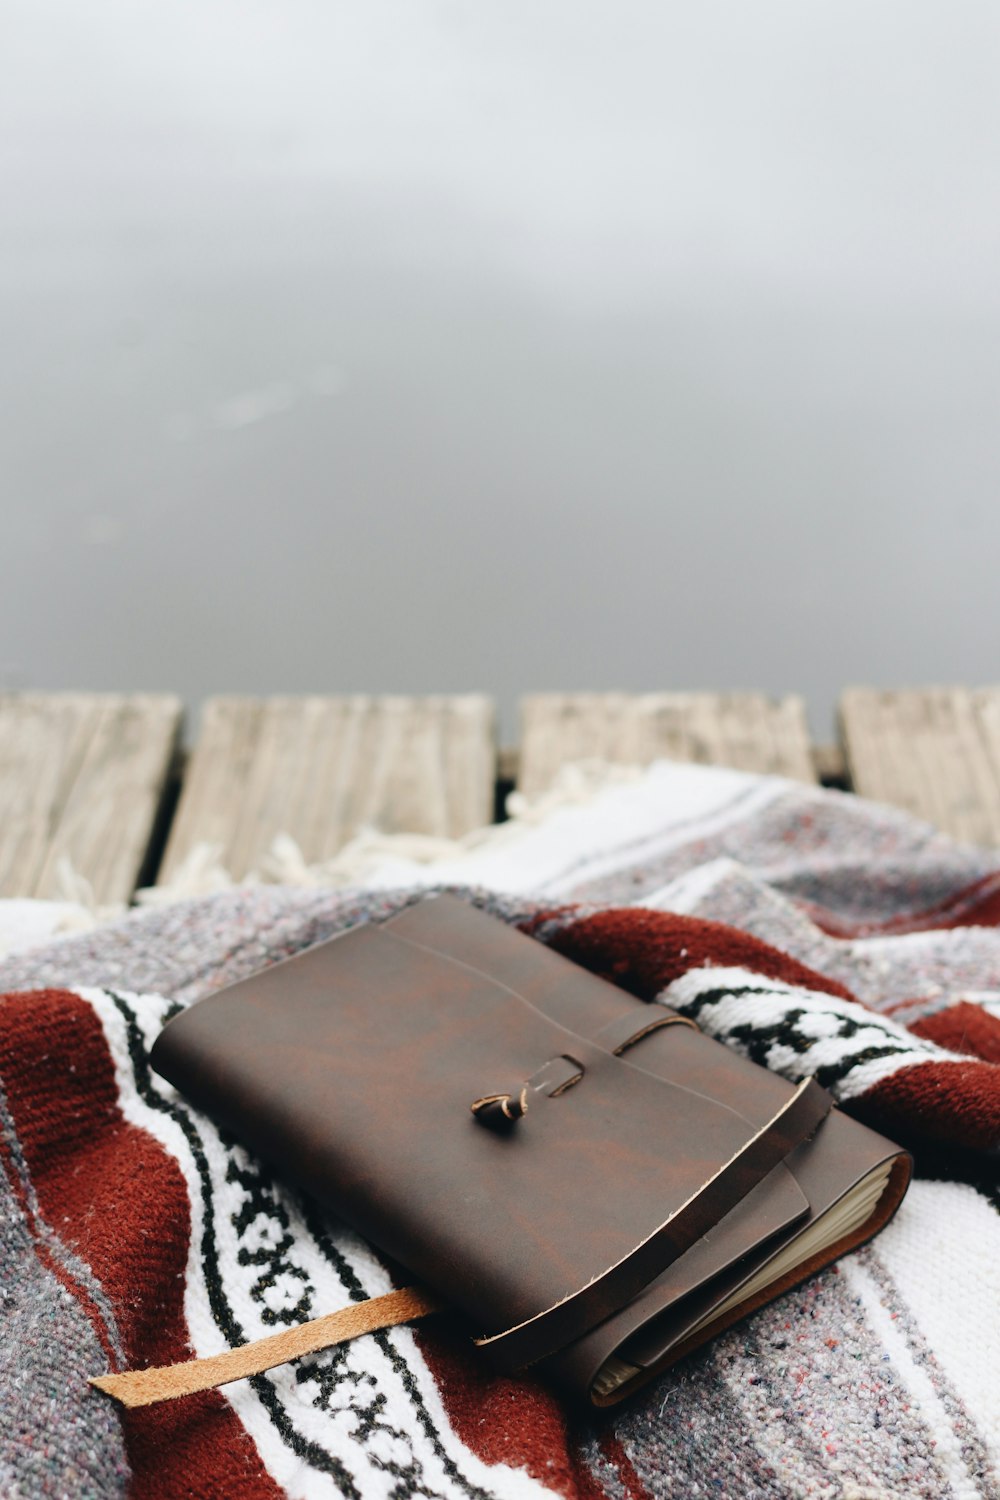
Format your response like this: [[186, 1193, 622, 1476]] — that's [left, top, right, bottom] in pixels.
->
[[2, 762, 998, 1500]]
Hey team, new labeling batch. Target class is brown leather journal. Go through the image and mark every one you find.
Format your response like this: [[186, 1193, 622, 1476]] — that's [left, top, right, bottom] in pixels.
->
[[145, 894, 911, 1407]]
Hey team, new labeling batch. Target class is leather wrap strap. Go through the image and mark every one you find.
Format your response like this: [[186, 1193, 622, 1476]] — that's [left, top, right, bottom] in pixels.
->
[[92, 1081, 831, 1406], [473, 1076, 832, 1371]]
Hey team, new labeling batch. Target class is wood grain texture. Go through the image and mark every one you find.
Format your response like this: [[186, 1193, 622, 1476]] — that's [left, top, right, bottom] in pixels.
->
[[517, 693, 816, 797], [158, 694, 496, 883], [0, 693, 182, 903], [840, 686, 1000, 846]]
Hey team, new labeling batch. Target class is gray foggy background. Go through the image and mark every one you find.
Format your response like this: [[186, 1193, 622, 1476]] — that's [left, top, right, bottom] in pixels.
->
[[3, 1, 999, 742]]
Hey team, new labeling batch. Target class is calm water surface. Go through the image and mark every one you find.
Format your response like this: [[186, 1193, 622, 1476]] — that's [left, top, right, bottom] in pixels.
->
[[3, 2, 999, 739]]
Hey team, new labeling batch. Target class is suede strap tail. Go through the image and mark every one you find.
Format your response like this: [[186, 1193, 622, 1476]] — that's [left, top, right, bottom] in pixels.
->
[[90, 1286, 442, 1408]]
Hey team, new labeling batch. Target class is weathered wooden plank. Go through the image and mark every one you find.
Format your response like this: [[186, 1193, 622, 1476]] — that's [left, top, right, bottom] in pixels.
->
[[0, 692, 182, 903], [840, 686, 1000, 845], [158, 694, 497, 883], [0, 694, 103, 898], [517, 692, 817, 798]]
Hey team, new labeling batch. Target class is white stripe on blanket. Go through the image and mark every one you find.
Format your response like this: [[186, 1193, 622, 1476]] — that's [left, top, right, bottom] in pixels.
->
[[81, 986, 550, 1500]]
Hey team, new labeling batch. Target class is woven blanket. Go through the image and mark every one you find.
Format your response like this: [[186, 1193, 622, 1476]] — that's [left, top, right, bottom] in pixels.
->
[[2, 762, 999, 1500]]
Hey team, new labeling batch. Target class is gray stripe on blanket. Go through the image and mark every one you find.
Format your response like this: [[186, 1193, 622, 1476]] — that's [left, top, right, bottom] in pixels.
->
[[717, 1266, 957, 1500], [612, 1343, 791, 1500], [859, 1247, 1000, 1500], [0, 885, 535, 1005], [0, 1094, 129, 1500]]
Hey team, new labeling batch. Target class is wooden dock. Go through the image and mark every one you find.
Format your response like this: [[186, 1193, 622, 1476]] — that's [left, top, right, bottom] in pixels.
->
[[1, 687, 999, 905]]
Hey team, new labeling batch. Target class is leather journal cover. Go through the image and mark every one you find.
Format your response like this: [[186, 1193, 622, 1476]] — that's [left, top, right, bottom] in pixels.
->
[[148, 895, 911, 1407]]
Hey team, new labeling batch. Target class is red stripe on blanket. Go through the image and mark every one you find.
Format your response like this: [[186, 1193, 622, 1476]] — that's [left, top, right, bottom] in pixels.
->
[[538, 907, 856, 1003], [909, 1001, 1000, 1064], [544, 909, 1000, 1156], [0, 1124, 119, 1368], [412, 1319, 636, 1500], [598, 1435, 649, 1500], [801, 870, 1000, 939], [850, 1055, 1000, 1152], [0, 990, 283, 1500]]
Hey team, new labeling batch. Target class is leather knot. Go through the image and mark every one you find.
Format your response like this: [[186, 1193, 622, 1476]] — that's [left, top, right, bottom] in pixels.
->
[[470, 1087, 528, 1131]]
